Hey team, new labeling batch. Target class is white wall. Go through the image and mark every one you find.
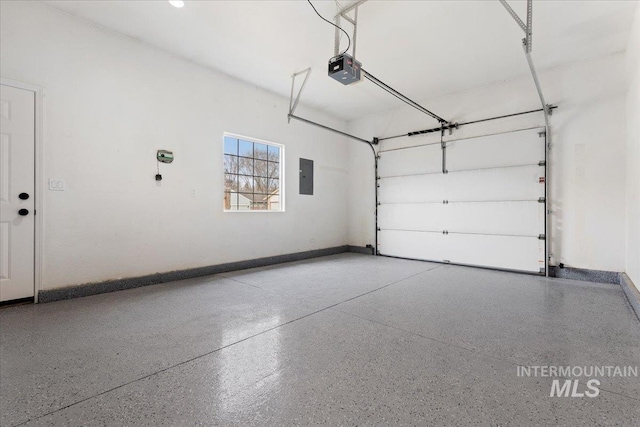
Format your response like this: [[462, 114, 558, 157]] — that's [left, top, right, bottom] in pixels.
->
[[348, 54, 629, 273], [0, 1, 349, 290], [626, 4, 640, 286]]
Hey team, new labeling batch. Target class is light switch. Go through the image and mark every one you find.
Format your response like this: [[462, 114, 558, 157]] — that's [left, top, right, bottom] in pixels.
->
[[49, 179, 66, 191]]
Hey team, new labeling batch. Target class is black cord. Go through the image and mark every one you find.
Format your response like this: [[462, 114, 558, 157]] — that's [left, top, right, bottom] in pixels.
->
[[307, 0, 351, 56], [367, 78, 423, 114], [363, 69, 446, 123]]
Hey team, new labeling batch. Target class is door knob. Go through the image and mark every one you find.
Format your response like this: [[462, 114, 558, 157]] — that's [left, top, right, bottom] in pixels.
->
[[19, 193, 29, 200], [18, 209, 29, 216]]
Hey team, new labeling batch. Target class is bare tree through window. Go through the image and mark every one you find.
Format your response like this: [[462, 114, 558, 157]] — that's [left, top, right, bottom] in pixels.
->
[[223, 136, 282, 211]]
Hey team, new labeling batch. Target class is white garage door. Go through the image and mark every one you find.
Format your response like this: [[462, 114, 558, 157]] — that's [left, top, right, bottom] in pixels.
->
[[378, 127, 547, 274]]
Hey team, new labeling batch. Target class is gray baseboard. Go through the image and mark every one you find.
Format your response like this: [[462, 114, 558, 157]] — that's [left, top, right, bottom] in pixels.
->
[[38, 245, 349, 303], [549, 266, 620, 285], [347, 245, 375, 255], [549, 266, 639, 322], [620, 273, 640, 322]]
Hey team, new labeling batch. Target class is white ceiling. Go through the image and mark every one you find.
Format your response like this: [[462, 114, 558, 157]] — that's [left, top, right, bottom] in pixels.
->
[[43, 0, 638, 122]]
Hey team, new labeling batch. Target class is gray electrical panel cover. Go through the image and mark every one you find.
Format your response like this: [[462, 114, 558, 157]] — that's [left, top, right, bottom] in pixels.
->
[[299, 158, 314, 195]]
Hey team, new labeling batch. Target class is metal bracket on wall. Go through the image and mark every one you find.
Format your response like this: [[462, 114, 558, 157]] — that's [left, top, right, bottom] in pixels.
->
[[286, 64, 380, 254], [287, 68, 375, 146], [288, 68, 312, 122]]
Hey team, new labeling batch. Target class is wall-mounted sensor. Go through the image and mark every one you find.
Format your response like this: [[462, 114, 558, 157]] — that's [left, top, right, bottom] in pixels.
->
[[157, 150, 174, 163]]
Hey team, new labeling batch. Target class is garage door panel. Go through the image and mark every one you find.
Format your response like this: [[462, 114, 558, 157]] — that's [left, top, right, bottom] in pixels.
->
[[378, 144, 441, 177], [445, 234, 544, 273], [378, 127, 546, 273], [445, 166, 544, 201], [379, 203, 447, 231], [379, 174, 446, 204], [447, 128, 545, 172], [379, 230, 450, 262], [444, 201, 544, 236], [380, 231, 543, 273]]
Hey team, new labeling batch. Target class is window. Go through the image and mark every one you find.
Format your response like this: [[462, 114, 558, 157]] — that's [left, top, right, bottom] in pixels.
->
[[223, 134, 283, 211]]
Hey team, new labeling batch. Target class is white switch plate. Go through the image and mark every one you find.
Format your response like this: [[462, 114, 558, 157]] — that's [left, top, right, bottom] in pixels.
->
[[49, 179, 66, 191], [190, 189, 196, 197]]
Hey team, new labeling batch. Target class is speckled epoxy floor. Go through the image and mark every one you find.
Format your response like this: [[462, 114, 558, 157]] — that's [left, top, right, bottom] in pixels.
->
[[1, 254, 639, 426]]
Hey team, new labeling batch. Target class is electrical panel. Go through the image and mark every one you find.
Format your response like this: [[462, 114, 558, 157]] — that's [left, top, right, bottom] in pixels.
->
[[299, 158, 314, 195]]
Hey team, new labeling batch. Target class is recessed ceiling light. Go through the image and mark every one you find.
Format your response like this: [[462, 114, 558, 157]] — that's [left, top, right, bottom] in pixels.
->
[[169, 1, 184, 8]]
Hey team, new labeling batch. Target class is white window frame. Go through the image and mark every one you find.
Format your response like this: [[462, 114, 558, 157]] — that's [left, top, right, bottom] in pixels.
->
[[223, 132, 285, 213]]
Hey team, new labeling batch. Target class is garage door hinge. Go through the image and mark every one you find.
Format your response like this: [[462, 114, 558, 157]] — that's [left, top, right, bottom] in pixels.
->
[[538, 131, 546, 137], [443, 259, 451, 263], [442, 230, 449, 235], [442, 200, 449, 204], [377, 202, 381, 206], [538, 197, 546, 203], [538, 234, 546, 240], [538, 160, 546, 166]]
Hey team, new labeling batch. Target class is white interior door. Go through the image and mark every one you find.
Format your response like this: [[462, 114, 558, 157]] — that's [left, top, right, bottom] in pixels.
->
[[0, 84, 35, 301], [378, 127, 546, 273]]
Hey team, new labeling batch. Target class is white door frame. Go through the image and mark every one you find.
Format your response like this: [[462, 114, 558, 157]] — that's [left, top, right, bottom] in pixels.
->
[[1, 77, 44, 303]]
